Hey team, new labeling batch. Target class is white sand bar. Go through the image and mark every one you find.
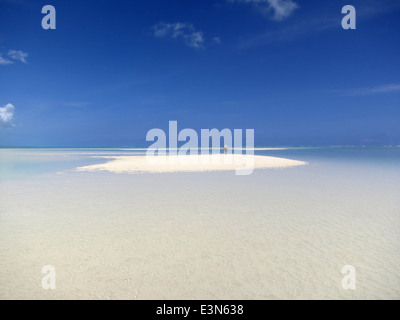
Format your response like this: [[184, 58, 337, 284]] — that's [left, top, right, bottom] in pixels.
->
[[77, 154, 307, 174]]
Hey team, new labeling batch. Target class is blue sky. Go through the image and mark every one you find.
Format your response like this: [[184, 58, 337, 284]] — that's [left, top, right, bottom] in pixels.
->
[[0, 0, 399, 147]]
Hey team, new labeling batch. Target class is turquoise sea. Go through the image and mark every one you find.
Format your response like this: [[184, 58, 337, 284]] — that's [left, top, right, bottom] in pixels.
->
[[1, 147, 399, 299], [1, 147, 399, 182]]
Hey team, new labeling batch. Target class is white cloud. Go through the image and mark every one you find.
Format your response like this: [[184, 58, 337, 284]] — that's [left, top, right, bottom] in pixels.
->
[[152, 22, 205, 48], [213, 37, 222, 44], [7, 49, 28, 63], [229, 0, 298, 20], [268, 0, 298, 20], [0, 103, 15, 128], [0, 55, 13, 65], [0, 49, 28, 65]]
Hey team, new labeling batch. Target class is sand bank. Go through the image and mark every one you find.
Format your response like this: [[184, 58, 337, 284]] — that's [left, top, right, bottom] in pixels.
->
[[76, 154, 307, 174]]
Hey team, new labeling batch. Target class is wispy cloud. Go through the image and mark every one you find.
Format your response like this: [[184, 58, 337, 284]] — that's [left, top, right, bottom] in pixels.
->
[[0, 56, 13, 65], [0, 103, 15, 128], [370, 84, 400, 94], [347, 84, 400, 96], [356, 0, 400, 17], [0, 49, 28, 65], [213, 37, 222, 44], [237, 16, 338, 48], [228, 0, 299, 21], [237, 0, 400, 49], [7, 49, 28, 63], [152, 22, 205, 49], [63, 102, 91, 108]]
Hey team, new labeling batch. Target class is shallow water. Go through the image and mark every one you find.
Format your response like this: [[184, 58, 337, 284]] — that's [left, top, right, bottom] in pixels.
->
[[0, 148, 399, 299]]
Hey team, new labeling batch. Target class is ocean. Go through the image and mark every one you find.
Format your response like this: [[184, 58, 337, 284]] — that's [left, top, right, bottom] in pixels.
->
[[1, 147, 399, 299]]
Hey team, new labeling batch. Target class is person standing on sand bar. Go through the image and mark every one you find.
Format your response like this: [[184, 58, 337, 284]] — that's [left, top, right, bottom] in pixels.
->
[[224, 145, 228, 154]]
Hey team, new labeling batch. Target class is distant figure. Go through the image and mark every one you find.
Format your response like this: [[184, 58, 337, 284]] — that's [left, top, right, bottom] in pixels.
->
[[224, 145, 228, 154]]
